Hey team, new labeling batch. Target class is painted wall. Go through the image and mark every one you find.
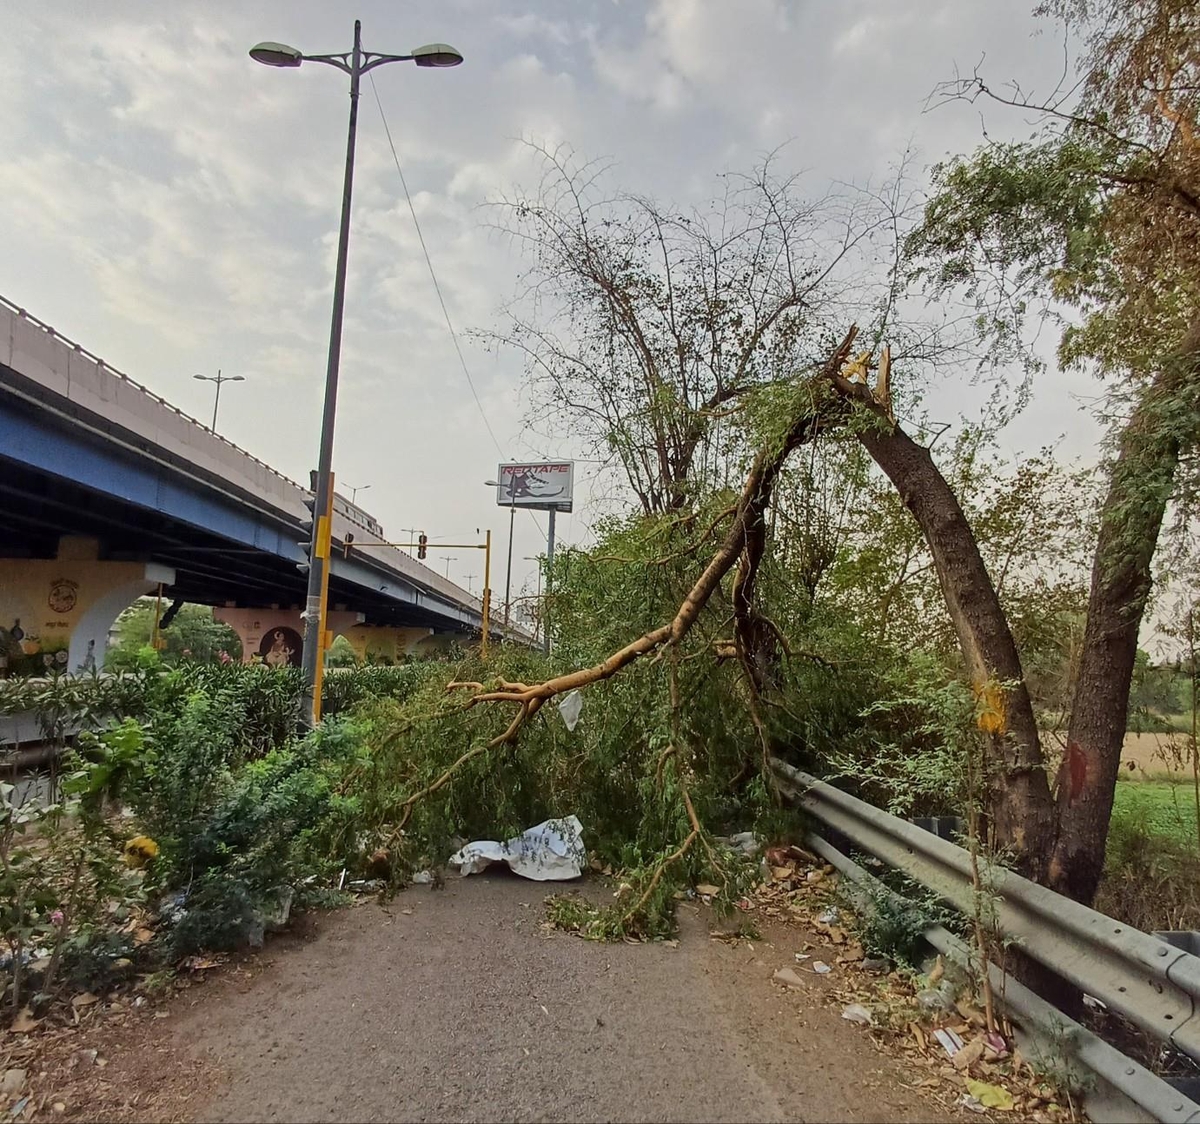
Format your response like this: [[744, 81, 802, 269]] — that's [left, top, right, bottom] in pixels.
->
[[213, 607, 363, 668], [341, 624, 438, 664], [0, 537, 174, 674]]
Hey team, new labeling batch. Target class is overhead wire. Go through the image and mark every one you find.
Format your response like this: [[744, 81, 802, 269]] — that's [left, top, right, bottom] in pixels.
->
[[367, 72, 548, 546]]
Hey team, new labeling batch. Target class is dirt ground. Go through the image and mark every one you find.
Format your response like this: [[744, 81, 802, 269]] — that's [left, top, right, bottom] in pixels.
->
[[6, 873, 967, 1124]]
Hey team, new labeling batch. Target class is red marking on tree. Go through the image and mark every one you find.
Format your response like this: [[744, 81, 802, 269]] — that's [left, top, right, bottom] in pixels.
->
[[1065, 741, 1088, 803]]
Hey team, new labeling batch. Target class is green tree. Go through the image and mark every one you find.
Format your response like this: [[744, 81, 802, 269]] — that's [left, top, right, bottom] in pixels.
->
[[110, 600, 241, 666], [895, 0, 1200, 900]]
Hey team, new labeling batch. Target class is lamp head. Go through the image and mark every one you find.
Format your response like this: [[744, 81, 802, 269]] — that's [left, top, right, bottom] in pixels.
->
[[411, 43, 463, 68], [250, 41, 303, 67]]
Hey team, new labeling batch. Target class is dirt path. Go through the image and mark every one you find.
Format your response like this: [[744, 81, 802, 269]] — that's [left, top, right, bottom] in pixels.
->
[[20, 875, 960, 1123]]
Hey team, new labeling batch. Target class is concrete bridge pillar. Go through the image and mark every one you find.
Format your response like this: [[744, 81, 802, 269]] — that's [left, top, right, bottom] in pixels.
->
[[213, 607, 364, 668], [341, 624, 449, 664], [0, 536, 175, 675]]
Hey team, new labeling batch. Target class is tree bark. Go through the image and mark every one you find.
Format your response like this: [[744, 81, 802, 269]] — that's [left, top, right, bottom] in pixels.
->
[[853, 420, 1057, 878], [1047, 315, 1200, 903]]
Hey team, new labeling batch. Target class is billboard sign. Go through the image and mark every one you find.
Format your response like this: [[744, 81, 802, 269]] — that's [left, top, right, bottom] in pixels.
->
[[495, 462, 574, 513]]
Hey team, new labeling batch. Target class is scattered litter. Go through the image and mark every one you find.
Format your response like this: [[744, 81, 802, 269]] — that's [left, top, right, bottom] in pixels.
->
[[966, 1079, 1015, 1110], [346, 879, 382, 893], [719, 831, 760, 856], [1082, 992, 1107, 1011], [557, 690, 583, 732], [695, 883, 722, 897], [811, 960, 832, 975], [2, 1070, 26, 1094], [180, 956, 220, 972], [158, 890, 188, 925], [916, 987, 953, 1013], [793, 952, 811, 962], [261, 885, 295, 932], [817, 907, 840, 925], [983, 1030, 1009, 1058], [841, 1003, 873, 1025], [772, 967, 806, 989], [957, 1094, 987, 1115], [450, 816, 586, 881], [933, 1027, 965, 1057], [8, 1096, 29, 1119], [411, 871, 434, 885], [951, 1037, 986, 1071]]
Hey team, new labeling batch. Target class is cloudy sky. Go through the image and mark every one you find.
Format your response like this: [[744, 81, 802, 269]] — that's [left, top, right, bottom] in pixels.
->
[[0, 1, 1092, 599]]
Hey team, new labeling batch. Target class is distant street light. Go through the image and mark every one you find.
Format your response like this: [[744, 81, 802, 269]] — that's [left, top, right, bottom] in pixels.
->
[[193, 370, 245, 431], [250, 21, 462, 725], [440, 555, 457, 579], [485, 479, 517, 630], [348, 483, 371, 505]]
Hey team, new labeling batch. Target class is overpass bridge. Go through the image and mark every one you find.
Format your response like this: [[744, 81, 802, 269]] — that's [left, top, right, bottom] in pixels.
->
[[0, 294, 514, 673]]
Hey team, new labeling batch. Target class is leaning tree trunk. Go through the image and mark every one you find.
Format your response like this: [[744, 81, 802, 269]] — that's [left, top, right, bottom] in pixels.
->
[[853, 420, 1057, 878], [1047, 316, 1200, 903]]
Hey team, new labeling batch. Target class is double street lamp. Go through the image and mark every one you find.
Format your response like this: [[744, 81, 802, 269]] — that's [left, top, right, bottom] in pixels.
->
[[250, 22, 462, 724], [193, 369, 244, 431]]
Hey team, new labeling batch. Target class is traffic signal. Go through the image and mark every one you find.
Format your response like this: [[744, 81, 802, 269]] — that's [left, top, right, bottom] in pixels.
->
[[417, 533, 428, 560], [343, 532, 354, 559], [297, 494, 316, 573]]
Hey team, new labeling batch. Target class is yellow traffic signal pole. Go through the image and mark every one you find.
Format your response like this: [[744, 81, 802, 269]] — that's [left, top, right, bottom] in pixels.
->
[[347, 532, 494, 659], [311, 473, 336, 722]]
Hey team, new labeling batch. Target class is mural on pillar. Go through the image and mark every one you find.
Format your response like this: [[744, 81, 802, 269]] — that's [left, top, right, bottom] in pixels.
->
[[0, 547, 173, 678], [257, 627, 303, 668], [0, 576, 80, 676]]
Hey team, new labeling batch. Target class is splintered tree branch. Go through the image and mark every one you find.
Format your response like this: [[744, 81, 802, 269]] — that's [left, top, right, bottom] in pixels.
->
[[451, 327, 858, 750], [386, 329, 860, 834]]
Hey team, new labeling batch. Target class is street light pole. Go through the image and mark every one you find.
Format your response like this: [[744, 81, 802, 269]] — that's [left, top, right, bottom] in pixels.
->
[[193, 369, 245, 431], [544, 507, 556, 655], [250, 23, 462, 725], [484, 480, 517, 631], [504, 500, 515, 627]]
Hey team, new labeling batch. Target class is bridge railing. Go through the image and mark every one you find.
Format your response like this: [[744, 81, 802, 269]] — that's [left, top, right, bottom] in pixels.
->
[[0, 293, 304, 493]]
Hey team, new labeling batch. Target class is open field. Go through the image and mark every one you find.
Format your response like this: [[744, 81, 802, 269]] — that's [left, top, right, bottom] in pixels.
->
[[1111, 778, 1198, 849], [1120, 730, 1196, 777]]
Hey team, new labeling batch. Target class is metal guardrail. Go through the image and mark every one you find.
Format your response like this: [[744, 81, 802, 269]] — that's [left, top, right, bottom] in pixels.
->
[[806, 831, 1200, 1124], [769, 758, 1200, 1122]]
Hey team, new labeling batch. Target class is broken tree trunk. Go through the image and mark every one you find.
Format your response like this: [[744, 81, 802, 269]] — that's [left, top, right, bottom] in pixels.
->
[[828, 362, 1056, 880]]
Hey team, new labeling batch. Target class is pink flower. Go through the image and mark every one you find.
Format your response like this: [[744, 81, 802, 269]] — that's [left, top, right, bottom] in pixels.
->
[[50, 910, 65, 926]]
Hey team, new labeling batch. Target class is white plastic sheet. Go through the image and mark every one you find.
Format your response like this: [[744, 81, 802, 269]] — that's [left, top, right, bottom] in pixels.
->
[[449, 815, 586, 881], [557, 689, 583, 731]]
